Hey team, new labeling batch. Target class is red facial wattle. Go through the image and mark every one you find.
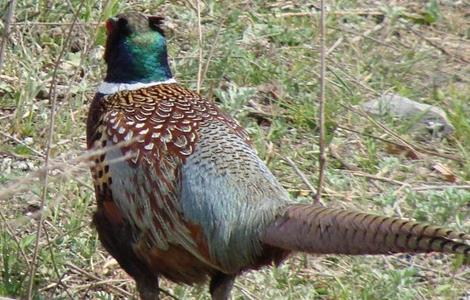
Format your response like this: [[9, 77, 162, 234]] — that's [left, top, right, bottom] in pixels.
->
[[105, 19, 115, 34]]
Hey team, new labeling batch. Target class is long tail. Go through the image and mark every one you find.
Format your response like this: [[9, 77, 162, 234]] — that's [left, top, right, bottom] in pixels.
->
[[261, 204, 470, 255]]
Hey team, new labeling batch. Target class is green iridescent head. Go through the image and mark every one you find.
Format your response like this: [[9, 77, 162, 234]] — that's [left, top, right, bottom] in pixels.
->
[[104, 12, 172, 83]]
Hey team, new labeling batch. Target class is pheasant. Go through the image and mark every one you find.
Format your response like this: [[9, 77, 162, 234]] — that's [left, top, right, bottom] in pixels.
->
[[87, 12, 470, 300]]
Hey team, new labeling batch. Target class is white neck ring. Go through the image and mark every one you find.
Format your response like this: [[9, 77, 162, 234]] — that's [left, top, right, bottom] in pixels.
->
[[97, 78, 177, 95]]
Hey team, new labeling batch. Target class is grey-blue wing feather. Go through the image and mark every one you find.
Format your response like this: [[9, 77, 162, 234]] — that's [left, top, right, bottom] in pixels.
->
[[180, 120, 289, 272]]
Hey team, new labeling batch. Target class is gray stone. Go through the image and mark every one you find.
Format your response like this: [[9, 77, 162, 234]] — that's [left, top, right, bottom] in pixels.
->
[[361, 93, 454, 139]]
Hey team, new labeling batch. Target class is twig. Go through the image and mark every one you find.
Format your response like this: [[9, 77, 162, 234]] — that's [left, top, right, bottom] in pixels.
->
[[405, 24, 469, 63], [334, 25, 401, 52], [326, 62, 379, 95], [337, 125, 463, 163], [201, 17, 226, 88], [269, 10, 384, 18], [349, 171, 409, 187], [66, 262, 179, 299], [0, 131, 45, 158], [284, 157, 318, 197], [0, 0, 17, 74], [43, 225, 74, 299], [66, 263, 134, 298], [316, 1, 327, 204], [26, 2, 85, 298], [51, 0, 111, 130], [412, 185, 470, 191], [195, 0, 203, 93], [0, 113, 15, 120], [12, 21, 99, 26], [0, 140, 135, 201], [393, 257, 470, 284], [234, 283, 259, 300], [75, 177, 94, 191], [0, 157, 83, 201], [40, 272, 71, 295], [328, 144, 360, 171], [181, 0, 197, 12], [338, 125, 401, 145], [0, 210, 31, 270], [346, 104, 422, 156], [326, 36, 343, 56], [69, 280, 133, 294]]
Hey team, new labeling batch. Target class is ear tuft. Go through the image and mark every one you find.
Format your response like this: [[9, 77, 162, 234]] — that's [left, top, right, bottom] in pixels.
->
[[148, 16, 165, 36]]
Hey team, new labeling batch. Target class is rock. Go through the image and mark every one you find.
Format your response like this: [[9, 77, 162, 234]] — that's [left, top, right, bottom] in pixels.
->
[[23, 137, 34, 145], [0, 157, 12, 174], [13, 160, 33, 171], [361, 93, 454, 139]]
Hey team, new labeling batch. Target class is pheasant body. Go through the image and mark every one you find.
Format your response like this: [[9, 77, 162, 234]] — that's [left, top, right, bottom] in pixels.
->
[[88, 82, 290, 284], [87, 12, 469, 300]]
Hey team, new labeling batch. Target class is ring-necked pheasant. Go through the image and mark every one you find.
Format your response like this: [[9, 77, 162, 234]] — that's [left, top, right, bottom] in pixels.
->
[[86, 12, 470, 300]]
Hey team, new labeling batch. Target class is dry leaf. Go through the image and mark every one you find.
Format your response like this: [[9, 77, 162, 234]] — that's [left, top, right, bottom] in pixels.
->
[[385, 143, 420, 160], [431, 163, 458, 182]]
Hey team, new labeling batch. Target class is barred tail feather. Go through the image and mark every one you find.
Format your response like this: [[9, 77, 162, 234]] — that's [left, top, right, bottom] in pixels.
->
[[261, 204, 470, 255]]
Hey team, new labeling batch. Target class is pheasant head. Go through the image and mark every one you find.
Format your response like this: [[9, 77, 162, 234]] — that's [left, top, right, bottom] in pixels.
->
[[103, 12, 172, 84]]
